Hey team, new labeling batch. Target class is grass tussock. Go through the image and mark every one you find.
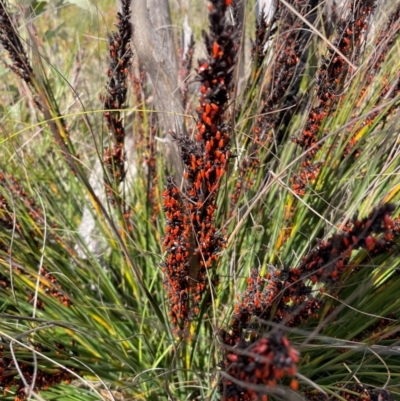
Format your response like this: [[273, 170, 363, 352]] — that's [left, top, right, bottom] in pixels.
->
[[0, 0, 400, 400]]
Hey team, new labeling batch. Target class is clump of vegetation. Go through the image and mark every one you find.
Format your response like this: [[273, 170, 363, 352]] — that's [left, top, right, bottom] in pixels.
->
[[0, 0, 399, 400]]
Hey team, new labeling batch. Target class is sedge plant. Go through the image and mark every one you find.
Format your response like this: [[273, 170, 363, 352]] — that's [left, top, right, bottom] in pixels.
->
[[0, 0, 399, 400]]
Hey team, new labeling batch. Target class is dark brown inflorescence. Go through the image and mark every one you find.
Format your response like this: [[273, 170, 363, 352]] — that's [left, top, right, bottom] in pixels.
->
[[344, 3, 400, 158], [244, 205, 397, 330], [26, 265, 73, 310], [231, 0, 320, 212], [219, 204, 399, 399], [162, 0, 238, 332], [258, 0, 319, 140], [219, 332, 300, 401], [161, 178, 191, 328], [250, 11, 270, 72], [223, 267, 281, 345], [0, 0, 75, 172], [187, 0, 237, 310], [0, 1, 33, 84], [278, 204, 399, 326], [292, 0, 376, 195], [0, 344, 73, 401], [102, 0, 133, 202], [39, 267, 73, 308]]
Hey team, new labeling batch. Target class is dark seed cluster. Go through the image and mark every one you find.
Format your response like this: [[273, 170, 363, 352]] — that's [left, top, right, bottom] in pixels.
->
[[0, 0, 78, 164], [39, 267, 73, 308], [185, 0, 237, 310], [229, 10, 271, 213], [272, 204, 399, 327], [296, 204, 399, 284], [227, 204, 399, 340], [162, 0, 238, 331], [222, 267, 281, 345], [0, 343, 74, 401], [257, 0, 316, 140], [26, 266, 73, 310], [231, 0, 319, 211], [218, 332, 300, 401], [229, 15, 269, 212], [344, 3, 400, 158], [161, 178, 192, 329], [250, 11, 270, 71], [0, 1, 33, 83], [292, 0, 375, 195], [218, 204, 399, 399], [101, 0, 133, 201]]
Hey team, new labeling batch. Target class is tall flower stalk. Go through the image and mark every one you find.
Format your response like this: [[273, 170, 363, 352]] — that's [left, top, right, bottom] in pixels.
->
[[162, 0, 239, 332]]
